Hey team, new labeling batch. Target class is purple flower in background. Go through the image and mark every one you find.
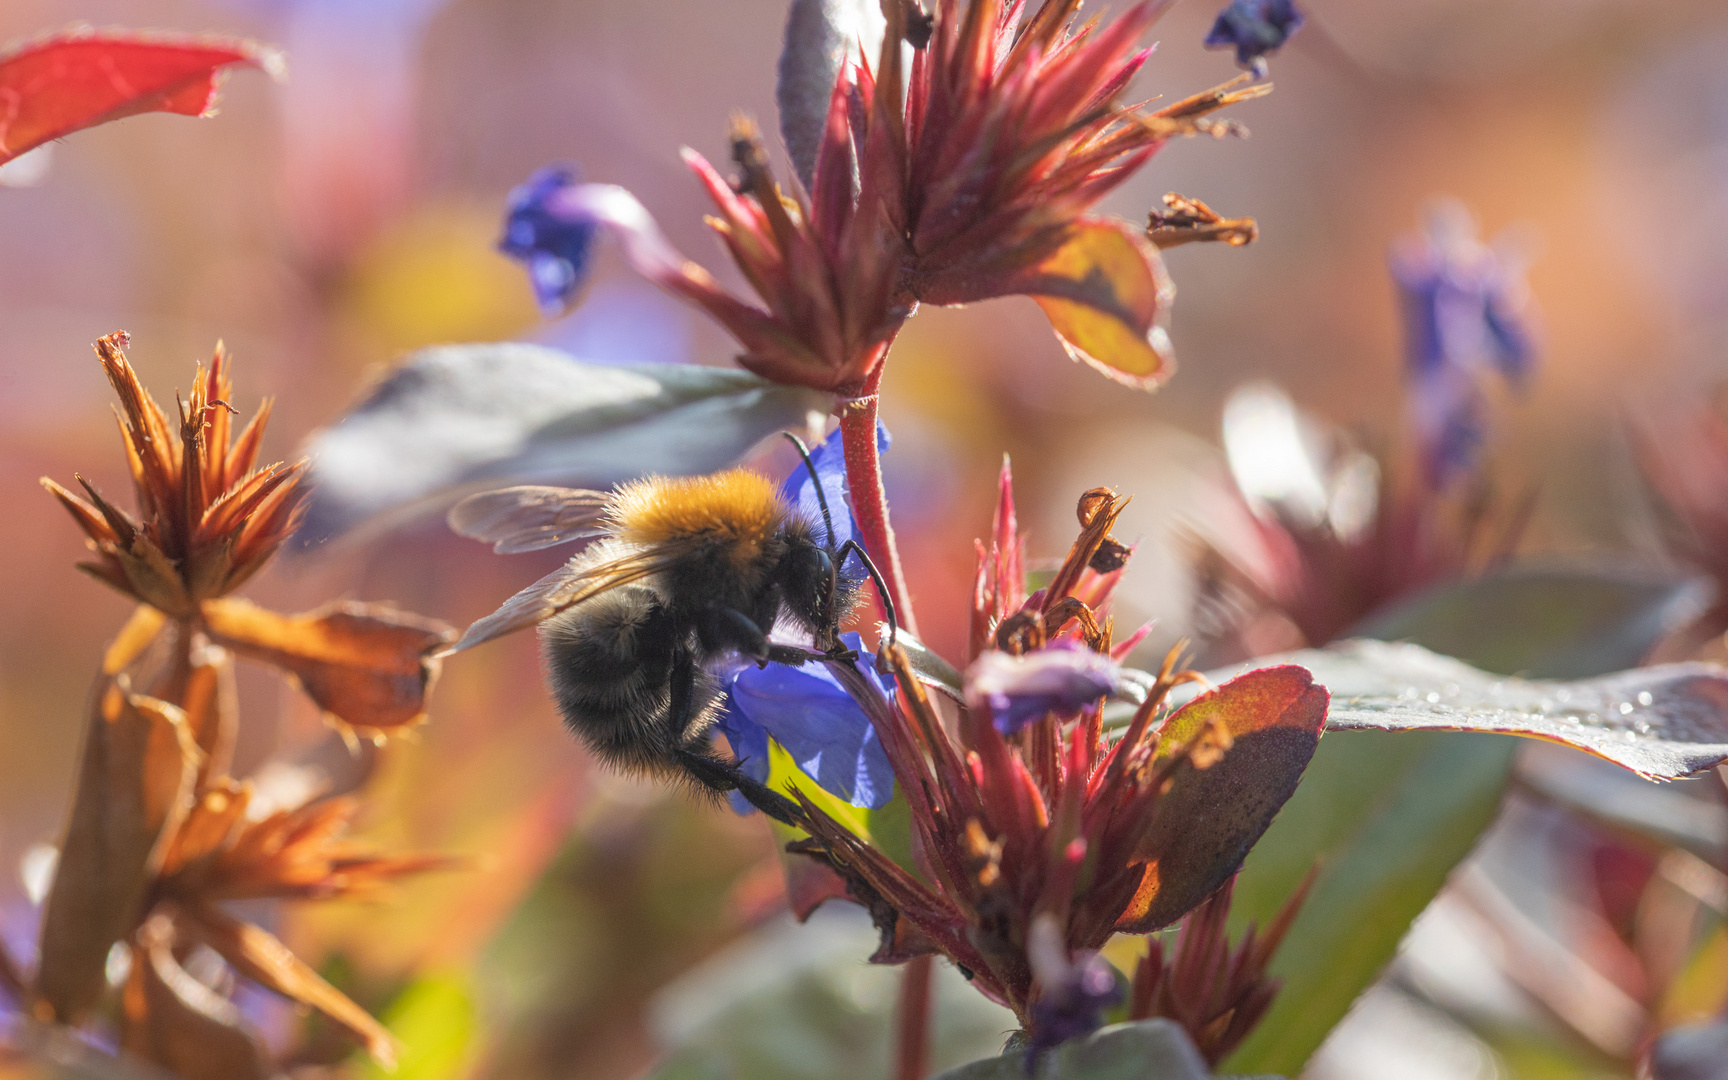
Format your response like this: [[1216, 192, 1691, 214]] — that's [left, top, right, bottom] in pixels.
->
[[1026, 914, 1124, 1059], [1390, 200, 1538, 488], [715, 633, 897, 814], [965, 643, 1122, 736], [499, 165, 598, 314], [1204, 0, 1304, 69]]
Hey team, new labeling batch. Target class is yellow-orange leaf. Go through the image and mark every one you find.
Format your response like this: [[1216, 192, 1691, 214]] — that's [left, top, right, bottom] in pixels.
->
[[201, 597, 455, 736], [1012, 218, 1176, 390]]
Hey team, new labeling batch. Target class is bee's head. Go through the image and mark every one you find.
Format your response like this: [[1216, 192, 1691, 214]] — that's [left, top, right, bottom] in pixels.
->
[[778, 528, 856, 639]]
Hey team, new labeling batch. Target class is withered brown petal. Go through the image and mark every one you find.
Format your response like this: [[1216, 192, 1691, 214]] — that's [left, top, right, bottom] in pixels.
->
[[158, 780, 250, 880], [37, 684, 197, 1024], [182, 901, 397, 1067], [40, 476, 124, 547], [103, 606, 167, 675], [171, 640, 238, 784], [107, 535, 197, 619], [201, 597, 455, 735], [1113, 665, 1328, 935], [123, 920, 269, 1080]]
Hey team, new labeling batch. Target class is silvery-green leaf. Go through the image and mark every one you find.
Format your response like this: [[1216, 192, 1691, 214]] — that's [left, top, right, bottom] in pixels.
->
[[777, 0, 885, 188], [1266, 640, 1728, 780], [645, 905, 1013, 1080], [895, 629, 964, 701], [1219, 565, 1709, 1076], [1173, 641, 1728, 780], [296, 344, 831, 546], [929, 1020, 1212, 1080]]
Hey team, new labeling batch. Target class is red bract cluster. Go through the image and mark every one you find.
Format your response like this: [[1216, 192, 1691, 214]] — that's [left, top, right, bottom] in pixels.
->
[[788, 465, 1327, 1044], [1216, 465, 1529, 649], [1634, 398, 1728, 645], [521, 0, 1264, 398]]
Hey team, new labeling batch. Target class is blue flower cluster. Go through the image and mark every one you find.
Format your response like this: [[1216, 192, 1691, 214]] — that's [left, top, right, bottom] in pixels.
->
[[1390, 202, 1537, 488]]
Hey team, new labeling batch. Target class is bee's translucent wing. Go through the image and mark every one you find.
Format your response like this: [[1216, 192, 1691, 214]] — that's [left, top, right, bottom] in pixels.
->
[[442, 547, 677, 655], [448, 486, 612, 553]]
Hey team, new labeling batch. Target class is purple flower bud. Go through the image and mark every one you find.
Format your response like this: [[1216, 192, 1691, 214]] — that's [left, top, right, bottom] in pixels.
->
[[1026, 914, 1124, 1060], [499, 165, 599, 314], [965, 642, 1122, 736], [1204, 0, 1304, 69]]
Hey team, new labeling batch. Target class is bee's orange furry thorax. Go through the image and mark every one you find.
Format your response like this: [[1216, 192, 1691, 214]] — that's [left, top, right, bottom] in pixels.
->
[[610, 469, 788, 563]]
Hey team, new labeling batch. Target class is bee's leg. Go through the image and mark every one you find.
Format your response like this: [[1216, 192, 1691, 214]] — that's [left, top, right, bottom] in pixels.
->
[[662, 644, 806, 828], [703, 606, 829, 667], [673, 745, 806, 828]]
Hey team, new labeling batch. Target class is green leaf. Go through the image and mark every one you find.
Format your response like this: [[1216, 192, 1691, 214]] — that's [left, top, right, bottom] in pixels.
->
[[356, 974, 477, 1080], [929, 1020, 1211, 1080], [1352, 564, 1707, 679], [1221, 729, 1518, 1074], [1218, 563, 1699, 1075], [298, 346, 833, 544]]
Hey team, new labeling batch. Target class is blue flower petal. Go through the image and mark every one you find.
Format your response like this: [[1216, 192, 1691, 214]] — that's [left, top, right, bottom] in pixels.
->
[[499, 165, 600, 315], [1204, 0, 1304, 67], [715, 632, 896, 814]]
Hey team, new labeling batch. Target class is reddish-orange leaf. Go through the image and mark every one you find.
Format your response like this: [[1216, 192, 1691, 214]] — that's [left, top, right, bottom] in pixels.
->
[[158, 780, 250, 880], [201, 597, 455, 736], [36, 683, 196, 1024], [1112, 665, 1328, 935], [0, 29, 282, 165]]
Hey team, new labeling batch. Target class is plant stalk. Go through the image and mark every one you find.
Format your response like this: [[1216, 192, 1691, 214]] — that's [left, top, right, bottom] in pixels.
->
[[895, 953, 935, 1080], [839, 353, 920, 636]]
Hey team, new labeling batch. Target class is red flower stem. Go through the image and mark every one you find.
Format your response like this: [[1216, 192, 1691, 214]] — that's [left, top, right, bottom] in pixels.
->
[[840, 353, 920, 637], [895, 953, 935, 1080]]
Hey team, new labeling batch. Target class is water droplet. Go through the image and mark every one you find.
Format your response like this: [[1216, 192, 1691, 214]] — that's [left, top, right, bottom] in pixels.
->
[[1637, 691, 1654, 707], [1618, 702, 1635, 716]]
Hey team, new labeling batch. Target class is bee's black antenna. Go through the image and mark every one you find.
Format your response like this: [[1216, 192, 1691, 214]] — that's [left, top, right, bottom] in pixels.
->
[[837, 539, 899, 648], [781, 431, 839, 546], [780, 432, 900, 649]]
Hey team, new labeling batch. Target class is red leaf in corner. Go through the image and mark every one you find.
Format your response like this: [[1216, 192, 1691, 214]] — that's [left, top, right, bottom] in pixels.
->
[[0, 28, 282, 165]]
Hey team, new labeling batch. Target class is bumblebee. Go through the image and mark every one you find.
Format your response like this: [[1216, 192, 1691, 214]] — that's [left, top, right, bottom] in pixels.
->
[[446, 437, 890, 824]]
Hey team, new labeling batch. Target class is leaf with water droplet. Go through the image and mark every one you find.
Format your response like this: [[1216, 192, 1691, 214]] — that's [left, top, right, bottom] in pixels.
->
[[1205, 640, 1728, 780]]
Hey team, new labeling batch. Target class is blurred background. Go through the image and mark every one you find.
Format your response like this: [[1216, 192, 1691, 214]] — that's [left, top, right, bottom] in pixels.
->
[[3, 1, 1728, 1077]]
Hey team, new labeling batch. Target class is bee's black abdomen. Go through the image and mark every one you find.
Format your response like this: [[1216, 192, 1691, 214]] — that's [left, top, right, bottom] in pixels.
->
[[541, 584, 721, 777]]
